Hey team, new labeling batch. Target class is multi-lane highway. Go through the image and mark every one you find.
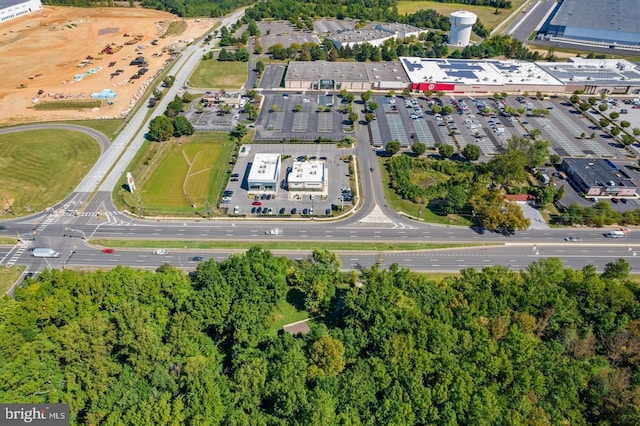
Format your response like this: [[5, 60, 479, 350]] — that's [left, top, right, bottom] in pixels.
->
[[2, 6, 640, 281]]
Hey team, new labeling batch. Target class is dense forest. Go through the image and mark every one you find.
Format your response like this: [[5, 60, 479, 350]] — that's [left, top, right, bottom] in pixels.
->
[[1, 247, 639, 424]]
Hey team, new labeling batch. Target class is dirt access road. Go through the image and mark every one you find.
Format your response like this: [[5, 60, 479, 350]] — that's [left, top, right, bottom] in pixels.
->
[[0, 6, 214, 126]]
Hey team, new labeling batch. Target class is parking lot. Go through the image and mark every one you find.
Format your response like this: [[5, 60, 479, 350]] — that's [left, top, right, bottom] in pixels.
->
[[254, 93, 348, 141], [220, 144, 354, 217]]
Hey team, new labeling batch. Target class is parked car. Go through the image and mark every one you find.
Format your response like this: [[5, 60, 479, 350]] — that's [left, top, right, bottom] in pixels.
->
[[291, 208, 297, 215], [252, 201, 262, 206]]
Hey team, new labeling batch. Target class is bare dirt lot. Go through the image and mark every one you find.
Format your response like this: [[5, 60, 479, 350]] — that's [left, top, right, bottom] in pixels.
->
[[0, 6, 214, 126]]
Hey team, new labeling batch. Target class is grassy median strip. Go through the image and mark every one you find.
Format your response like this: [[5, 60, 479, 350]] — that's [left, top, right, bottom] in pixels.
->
[[0, 265, 25, 296], [90, 239, 493, 251]]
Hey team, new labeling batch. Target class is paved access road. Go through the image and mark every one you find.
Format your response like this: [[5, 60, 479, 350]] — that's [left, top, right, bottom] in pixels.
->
[[502, 0, 557, 43]]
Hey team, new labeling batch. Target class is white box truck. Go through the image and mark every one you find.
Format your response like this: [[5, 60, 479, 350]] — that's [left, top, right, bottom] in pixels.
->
[[32, 248, 61, 258]]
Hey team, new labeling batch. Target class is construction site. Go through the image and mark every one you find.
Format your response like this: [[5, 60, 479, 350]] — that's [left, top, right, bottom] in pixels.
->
[[0, 6, 215, 125]]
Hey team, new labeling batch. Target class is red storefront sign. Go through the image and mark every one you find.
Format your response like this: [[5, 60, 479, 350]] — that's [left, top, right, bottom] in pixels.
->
[[411, 82, 456, 92]]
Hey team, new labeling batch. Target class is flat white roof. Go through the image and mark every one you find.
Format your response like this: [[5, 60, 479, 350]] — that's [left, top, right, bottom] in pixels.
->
[[248, 153, 280, 183], [400, 57, 563, 87], [288, 161, 326, 184], [537, 58, 640, 85]]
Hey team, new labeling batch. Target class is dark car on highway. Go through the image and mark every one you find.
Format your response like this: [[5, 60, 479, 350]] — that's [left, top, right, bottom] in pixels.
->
[[190, 256, 204, 262]]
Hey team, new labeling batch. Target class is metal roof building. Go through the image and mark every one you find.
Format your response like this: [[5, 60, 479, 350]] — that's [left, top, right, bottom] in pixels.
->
[[561, 158, 639, 197], [536, 58, 640, 95], [284, 61, 409, 91], [542, 0, 640, 49]]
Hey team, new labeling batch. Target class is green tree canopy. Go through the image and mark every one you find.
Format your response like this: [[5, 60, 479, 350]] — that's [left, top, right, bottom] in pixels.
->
[[385, 140, 401, 155], [149, 115, 174, 141]]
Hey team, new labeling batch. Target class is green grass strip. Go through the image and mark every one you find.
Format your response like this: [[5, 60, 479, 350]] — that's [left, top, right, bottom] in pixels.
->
[[89, 239, 494, 251], [0, 265, 25, 297], [33, 100, 102, 110]]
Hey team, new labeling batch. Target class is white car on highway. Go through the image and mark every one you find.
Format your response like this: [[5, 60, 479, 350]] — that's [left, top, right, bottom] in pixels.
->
[[153, 249, 169, 255]]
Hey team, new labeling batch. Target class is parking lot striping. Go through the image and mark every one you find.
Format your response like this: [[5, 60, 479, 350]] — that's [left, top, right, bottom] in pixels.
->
[[554, 106, 614, 157], [538, 120, 583, 157], [369, 119, 384, 147], [413, 118, 435, 146], [318, 112, 333, 132], [267, 111, 285, 132], [292, 111, 309, 132], [386, 114, 410, 146]]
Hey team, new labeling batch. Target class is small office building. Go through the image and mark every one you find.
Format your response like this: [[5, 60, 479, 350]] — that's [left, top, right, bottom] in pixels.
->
[[247, 153, 281, 192], [561, 158, 639, 197], [287, 161, 327, 192]]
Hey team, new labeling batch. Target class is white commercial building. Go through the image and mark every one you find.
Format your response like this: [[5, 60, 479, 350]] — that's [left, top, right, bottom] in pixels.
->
[[247, 153, 281, 192], [400, 57, 564, 94], [0, 0, 42, 24], [329, 22, 427, 49], [287, 161, 327, 193]]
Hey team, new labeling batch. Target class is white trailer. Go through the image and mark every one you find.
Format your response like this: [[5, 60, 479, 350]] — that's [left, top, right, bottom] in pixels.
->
[[32, 248, 61, 258]]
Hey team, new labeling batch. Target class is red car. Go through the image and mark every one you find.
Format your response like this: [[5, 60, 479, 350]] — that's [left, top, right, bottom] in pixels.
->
[[102, 248, 115, 254], [252, 201, 262, 206]]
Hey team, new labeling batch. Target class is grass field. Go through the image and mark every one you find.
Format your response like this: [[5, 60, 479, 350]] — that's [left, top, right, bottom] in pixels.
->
[[0, 265, 24, 297], [33, 99, 102, 110], [0, 130, 100, 216], [396, 0, 526, 31], [378, 156, 471, 227], [116, 133, 235, 216], [188, 60, 248, 89]]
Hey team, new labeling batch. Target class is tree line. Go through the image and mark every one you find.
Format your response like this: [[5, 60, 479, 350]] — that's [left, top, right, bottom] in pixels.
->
[[1, 249, 639, 424]]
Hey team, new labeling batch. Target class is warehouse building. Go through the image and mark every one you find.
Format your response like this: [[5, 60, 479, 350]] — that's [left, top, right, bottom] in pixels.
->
[[561, 158, 639, 197], [287, 161, 327, 193], [0, 0, 41, 23], [247, 154, 281, 192], [540, 0, 640, 51], [536, 58, 640, 95]]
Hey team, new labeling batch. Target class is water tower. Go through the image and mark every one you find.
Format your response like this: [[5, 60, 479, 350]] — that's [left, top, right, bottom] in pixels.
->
[[449, 11, 477, 47]]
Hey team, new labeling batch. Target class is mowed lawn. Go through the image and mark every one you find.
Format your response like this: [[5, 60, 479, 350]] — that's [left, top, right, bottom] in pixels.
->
[[0, 130, 100, 216], [396, 0, 526, 30], [124, 133, 234, 215], [188, 60, 248, 89]]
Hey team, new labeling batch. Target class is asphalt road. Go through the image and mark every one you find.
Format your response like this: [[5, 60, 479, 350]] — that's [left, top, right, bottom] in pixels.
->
[[502, 0, 557, 43], [13, 243, 640, 275]]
